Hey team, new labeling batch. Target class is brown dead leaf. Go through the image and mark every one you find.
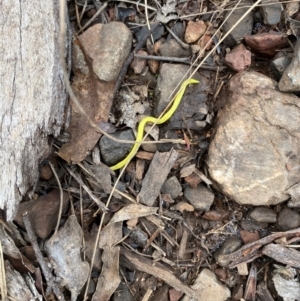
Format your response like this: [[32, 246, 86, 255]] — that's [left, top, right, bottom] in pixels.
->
[[0, 226, 35, 274], [136, 151, 155, 160], [14, 189, 69, 239], [109, 204, 158, 224], [172, 202, 194, 213], [99, 222, 123, 249], [45, 215, 89, 300], [184, 173, 202, 188], [92, 222, 122, 301], [92, 246, 121, 301], [58, 38, 114, 163]]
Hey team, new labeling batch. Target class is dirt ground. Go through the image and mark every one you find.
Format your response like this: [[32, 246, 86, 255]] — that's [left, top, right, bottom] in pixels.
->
[[3, 1, 300, 301]]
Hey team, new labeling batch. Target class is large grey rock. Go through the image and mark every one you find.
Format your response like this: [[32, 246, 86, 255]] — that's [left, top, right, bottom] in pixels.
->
[[73, 22, 132, 81], [278, 39, 300, 92], [182, 268, 231, 301], [208, 71, 300, 206]]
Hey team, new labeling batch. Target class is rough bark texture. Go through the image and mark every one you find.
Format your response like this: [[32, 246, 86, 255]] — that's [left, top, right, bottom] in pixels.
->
[[0, 0, 69, 219]]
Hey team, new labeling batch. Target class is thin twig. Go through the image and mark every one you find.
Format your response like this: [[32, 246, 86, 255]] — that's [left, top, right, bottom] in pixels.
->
[[83, 165, 128, 300], [113, 22, 160, 96], [165, 25, 189, 49], [145, 0, 154, 45], [135, 53, 190, 63], [48, 162, 64, 236], [0, 241, 7, 300], [79, 0, 88, 22], [23, 213, 65, 301], [134, 54, 227, 70], [63, 164, 108, 212], [118, 0, 157, 11], [77, 1, 108, 34], [75, 1, 83, 31]]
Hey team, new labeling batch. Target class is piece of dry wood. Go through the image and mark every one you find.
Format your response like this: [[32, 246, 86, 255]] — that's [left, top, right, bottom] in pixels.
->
[[0, 0, 69, 219], [262, 243, 300, 268], [257, 282, 275, 301], [138, 149, 178, 206], [23, 213, 65, 300], [218, 227, 300, 268], [136, 151, 155, 160], [121, 248, 199, 299], [244, 264, 257, 301], [178, 228, 189, 259]]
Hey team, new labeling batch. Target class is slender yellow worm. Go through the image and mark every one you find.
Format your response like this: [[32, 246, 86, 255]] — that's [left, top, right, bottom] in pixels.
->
[[110, 78, 199, 170]]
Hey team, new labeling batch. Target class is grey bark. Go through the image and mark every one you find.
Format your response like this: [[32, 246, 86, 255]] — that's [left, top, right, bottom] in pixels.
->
[[0, 0, 69, 219]]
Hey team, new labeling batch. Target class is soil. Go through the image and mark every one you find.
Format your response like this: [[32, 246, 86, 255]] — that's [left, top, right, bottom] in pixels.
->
[[4, 1, 300, 301]]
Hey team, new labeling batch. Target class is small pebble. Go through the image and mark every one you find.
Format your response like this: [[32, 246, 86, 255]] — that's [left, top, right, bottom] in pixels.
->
[[161, 176, 182, 199], [99, 129, 135, 166], [185, 20, 207, 43], [248, 207, 277, 223], [277, 208, 300, 230], [214, 236, 242, 267], [184, 184, 214, 211], [240, 230, 260, 244], [225, 43, 251, 72]]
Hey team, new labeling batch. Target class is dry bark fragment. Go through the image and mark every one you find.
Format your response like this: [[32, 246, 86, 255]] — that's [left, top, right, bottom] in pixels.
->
[[262, 243, 300, 268], [1, 0, 69, 219], [121, 248, 199, 299], [138, 149, 178, 206], [218, 228, 300, 268]]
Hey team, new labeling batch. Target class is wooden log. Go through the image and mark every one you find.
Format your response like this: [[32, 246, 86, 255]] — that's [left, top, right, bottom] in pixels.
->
[[0, 0, 69, 219]]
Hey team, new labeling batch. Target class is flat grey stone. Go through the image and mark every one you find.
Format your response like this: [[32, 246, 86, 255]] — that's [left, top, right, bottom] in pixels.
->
[[99, 129, 135, 166], [159, 39, 191, 58], [208, 71, 300, 206], [154, 63, 210, 120], [277, 208, 300, 230], [260, 0, 282, 25], [223, 0, 253, 46], [214, 236, 242, 267], [161, 176, 182, 199], [248, 207, 277, 223], [184, 184, 214, 211]]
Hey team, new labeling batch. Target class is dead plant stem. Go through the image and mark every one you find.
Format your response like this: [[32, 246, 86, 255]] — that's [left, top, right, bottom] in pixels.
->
[[49, 161, 64, 236]]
